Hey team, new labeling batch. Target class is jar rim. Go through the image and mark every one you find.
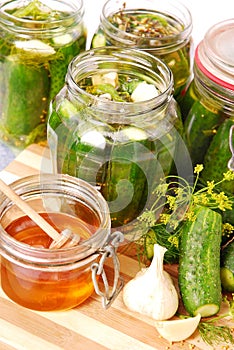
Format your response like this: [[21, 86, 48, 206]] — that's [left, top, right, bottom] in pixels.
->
[[66, 46, 174, 115], [0, 174, 111, 265], [0, 0, 84, 34], [195, 19, 234, 91], [101, 0, 192, 51]]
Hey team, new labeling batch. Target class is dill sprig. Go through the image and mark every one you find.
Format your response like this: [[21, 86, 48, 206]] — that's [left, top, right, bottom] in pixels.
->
[[198, 295, 234, 347], [198, 322, 234, 346], [177, 296, 234, 347], [135, 165, 234, 264], [139, 165, 234, 231]]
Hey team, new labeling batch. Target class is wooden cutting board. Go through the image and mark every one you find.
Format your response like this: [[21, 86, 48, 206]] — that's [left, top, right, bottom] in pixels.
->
[[0, 144, 233, 350]]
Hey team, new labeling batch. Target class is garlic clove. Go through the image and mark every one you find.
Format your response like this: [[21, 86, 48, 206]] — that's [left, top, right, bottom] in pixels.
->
[[131, 81, 158, 102], [92, 72, 118, 88], [155, 314, 201, 342]]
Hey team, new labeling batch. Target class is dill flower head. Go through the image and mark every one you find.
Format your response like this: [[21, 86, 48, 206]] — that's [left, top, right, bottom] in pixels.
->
[[138, 164, 234, 228]]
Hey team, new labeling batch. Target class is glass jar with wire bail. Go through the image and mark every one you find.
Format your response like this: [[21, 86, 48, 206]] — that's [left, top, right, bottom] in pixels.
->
[[181, 19, 234, 225], [91, 0, 193, 107], [0, 0, 86, 153], [0, 174, 124, 311], [47, 46, 191, 234]]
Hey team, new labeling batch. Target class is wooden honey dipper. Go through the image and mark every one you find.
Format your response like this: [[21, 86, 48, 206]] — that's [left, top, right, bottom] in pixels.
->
[[0, 178, 80, 249]]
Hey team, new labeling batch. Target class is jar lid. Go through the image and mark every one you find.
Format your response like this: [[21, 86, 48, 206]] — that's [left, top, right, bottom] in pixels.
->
[[195, 19, 234, 90]]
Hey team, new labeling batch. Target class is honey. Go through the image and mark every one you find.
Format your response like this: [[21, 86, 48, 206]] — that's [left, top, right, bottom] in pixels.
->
[[5, 211, 100, 248], [1, 212, 100, 311]]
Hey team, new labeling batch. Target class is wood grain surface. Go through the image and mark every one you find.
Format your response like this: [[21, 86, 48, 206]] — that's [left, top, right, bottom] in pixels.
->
[[0, 144, 233, 350]]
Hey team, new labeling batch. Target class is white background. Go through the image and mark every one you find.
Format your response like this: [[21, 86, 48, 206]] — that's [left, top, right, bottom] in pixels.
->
[[83, 0, 234, 50]]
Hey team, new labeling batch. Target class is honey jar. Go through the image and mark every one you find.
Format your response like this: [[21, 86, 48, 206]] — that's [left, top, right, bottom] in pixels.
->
[[0, 174, 123, 311]]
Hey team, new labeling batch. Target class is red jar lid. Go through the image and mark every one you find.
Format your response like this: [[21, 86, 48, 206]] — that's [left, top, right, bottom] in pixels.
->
[[195, 19, 234, 91]]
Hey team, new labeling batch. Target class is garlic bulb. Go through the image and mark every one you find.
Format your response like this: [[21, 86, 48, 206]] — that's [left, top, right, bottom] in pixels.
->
[[122, 244, 179, 320]]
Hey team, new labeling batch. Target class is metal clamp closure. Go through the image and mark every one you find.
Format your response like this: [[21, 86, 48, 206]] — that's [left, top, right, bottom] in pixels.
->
[[91, 231, 124, 309]]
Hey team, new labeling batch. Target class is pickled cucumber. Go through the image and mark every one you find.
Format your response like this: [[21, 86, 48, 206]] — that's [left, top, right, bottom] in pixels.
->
[[1, 56, 49, 140], [100, 132, 156, 227], [48, 102, 160, 228], [201, 118, 234, 195], [184, 101, 222, 165], [49, 37, 86, 101]]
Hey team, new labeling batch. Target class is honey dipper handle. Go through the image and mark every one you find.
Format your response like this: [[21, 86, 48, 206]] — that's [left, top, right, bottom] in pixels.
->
[[0, 178, 61, 242]]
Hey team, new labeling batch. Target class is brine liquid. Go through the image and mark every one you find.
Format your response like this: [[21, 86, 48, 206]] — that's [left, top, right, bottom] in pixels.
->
[[1, 210, 100, 311]]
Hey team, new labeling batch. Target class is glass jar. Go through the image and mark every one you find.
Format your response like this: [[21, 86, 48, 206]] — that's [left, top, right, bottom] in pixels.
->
[[182, 20, 234, 199], [91, 0, 193, 106], [0, 0, 86, 153], [0, 174, 123, 311], [47, 46, 190, 232]]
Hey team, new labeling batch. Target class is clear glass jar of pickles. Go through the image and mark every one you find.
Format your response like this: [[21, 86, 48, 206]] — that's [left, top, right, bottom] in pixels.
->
[[182, 19, 234, 203], [0, 174, 123, 311], [47, 46, 186, 231], [91, 0, 193, 106], [0, 0, 86, 152]]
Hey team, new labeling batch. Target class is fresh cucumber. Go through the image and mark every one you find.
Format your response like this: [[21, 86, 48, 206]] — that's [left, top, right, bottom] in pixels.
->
[[220, 241, 234, 292], [222, 208, 234, 226], [143, 226, 179, 264], [178, 205, 222, 317], [201, 118, 234, 195]]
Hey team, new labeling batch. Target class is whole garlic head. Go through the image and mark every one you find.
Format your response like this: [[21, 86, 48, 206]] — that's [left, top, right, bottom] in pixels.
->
[[122, 244, 179, 320]]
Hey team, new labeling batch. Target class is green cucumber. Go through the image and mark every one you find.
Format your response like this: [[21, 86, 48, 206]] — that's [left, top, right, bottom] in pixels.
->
[[178, 205, 222, 317], [91, 30, 107, 48], [201, 118, 234, 195], [1, 56, 49, 137], [49, 37, 86, 100], [49, 111, 158, 227], [180, 81, 198, 121], [220, 241, 234, 292], [144, 226, 179, 263], [72, 125, 156, 227], [0, 37, 12, 59], [100, 138, 155, 227], [222, 208, 234, 226], [184, 101, 222, 165]]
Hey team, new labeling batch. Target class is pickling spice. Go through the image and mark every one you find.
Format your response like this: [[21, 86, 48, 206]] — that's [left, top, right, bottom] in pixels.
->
[[91, 0, 193, 106]]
